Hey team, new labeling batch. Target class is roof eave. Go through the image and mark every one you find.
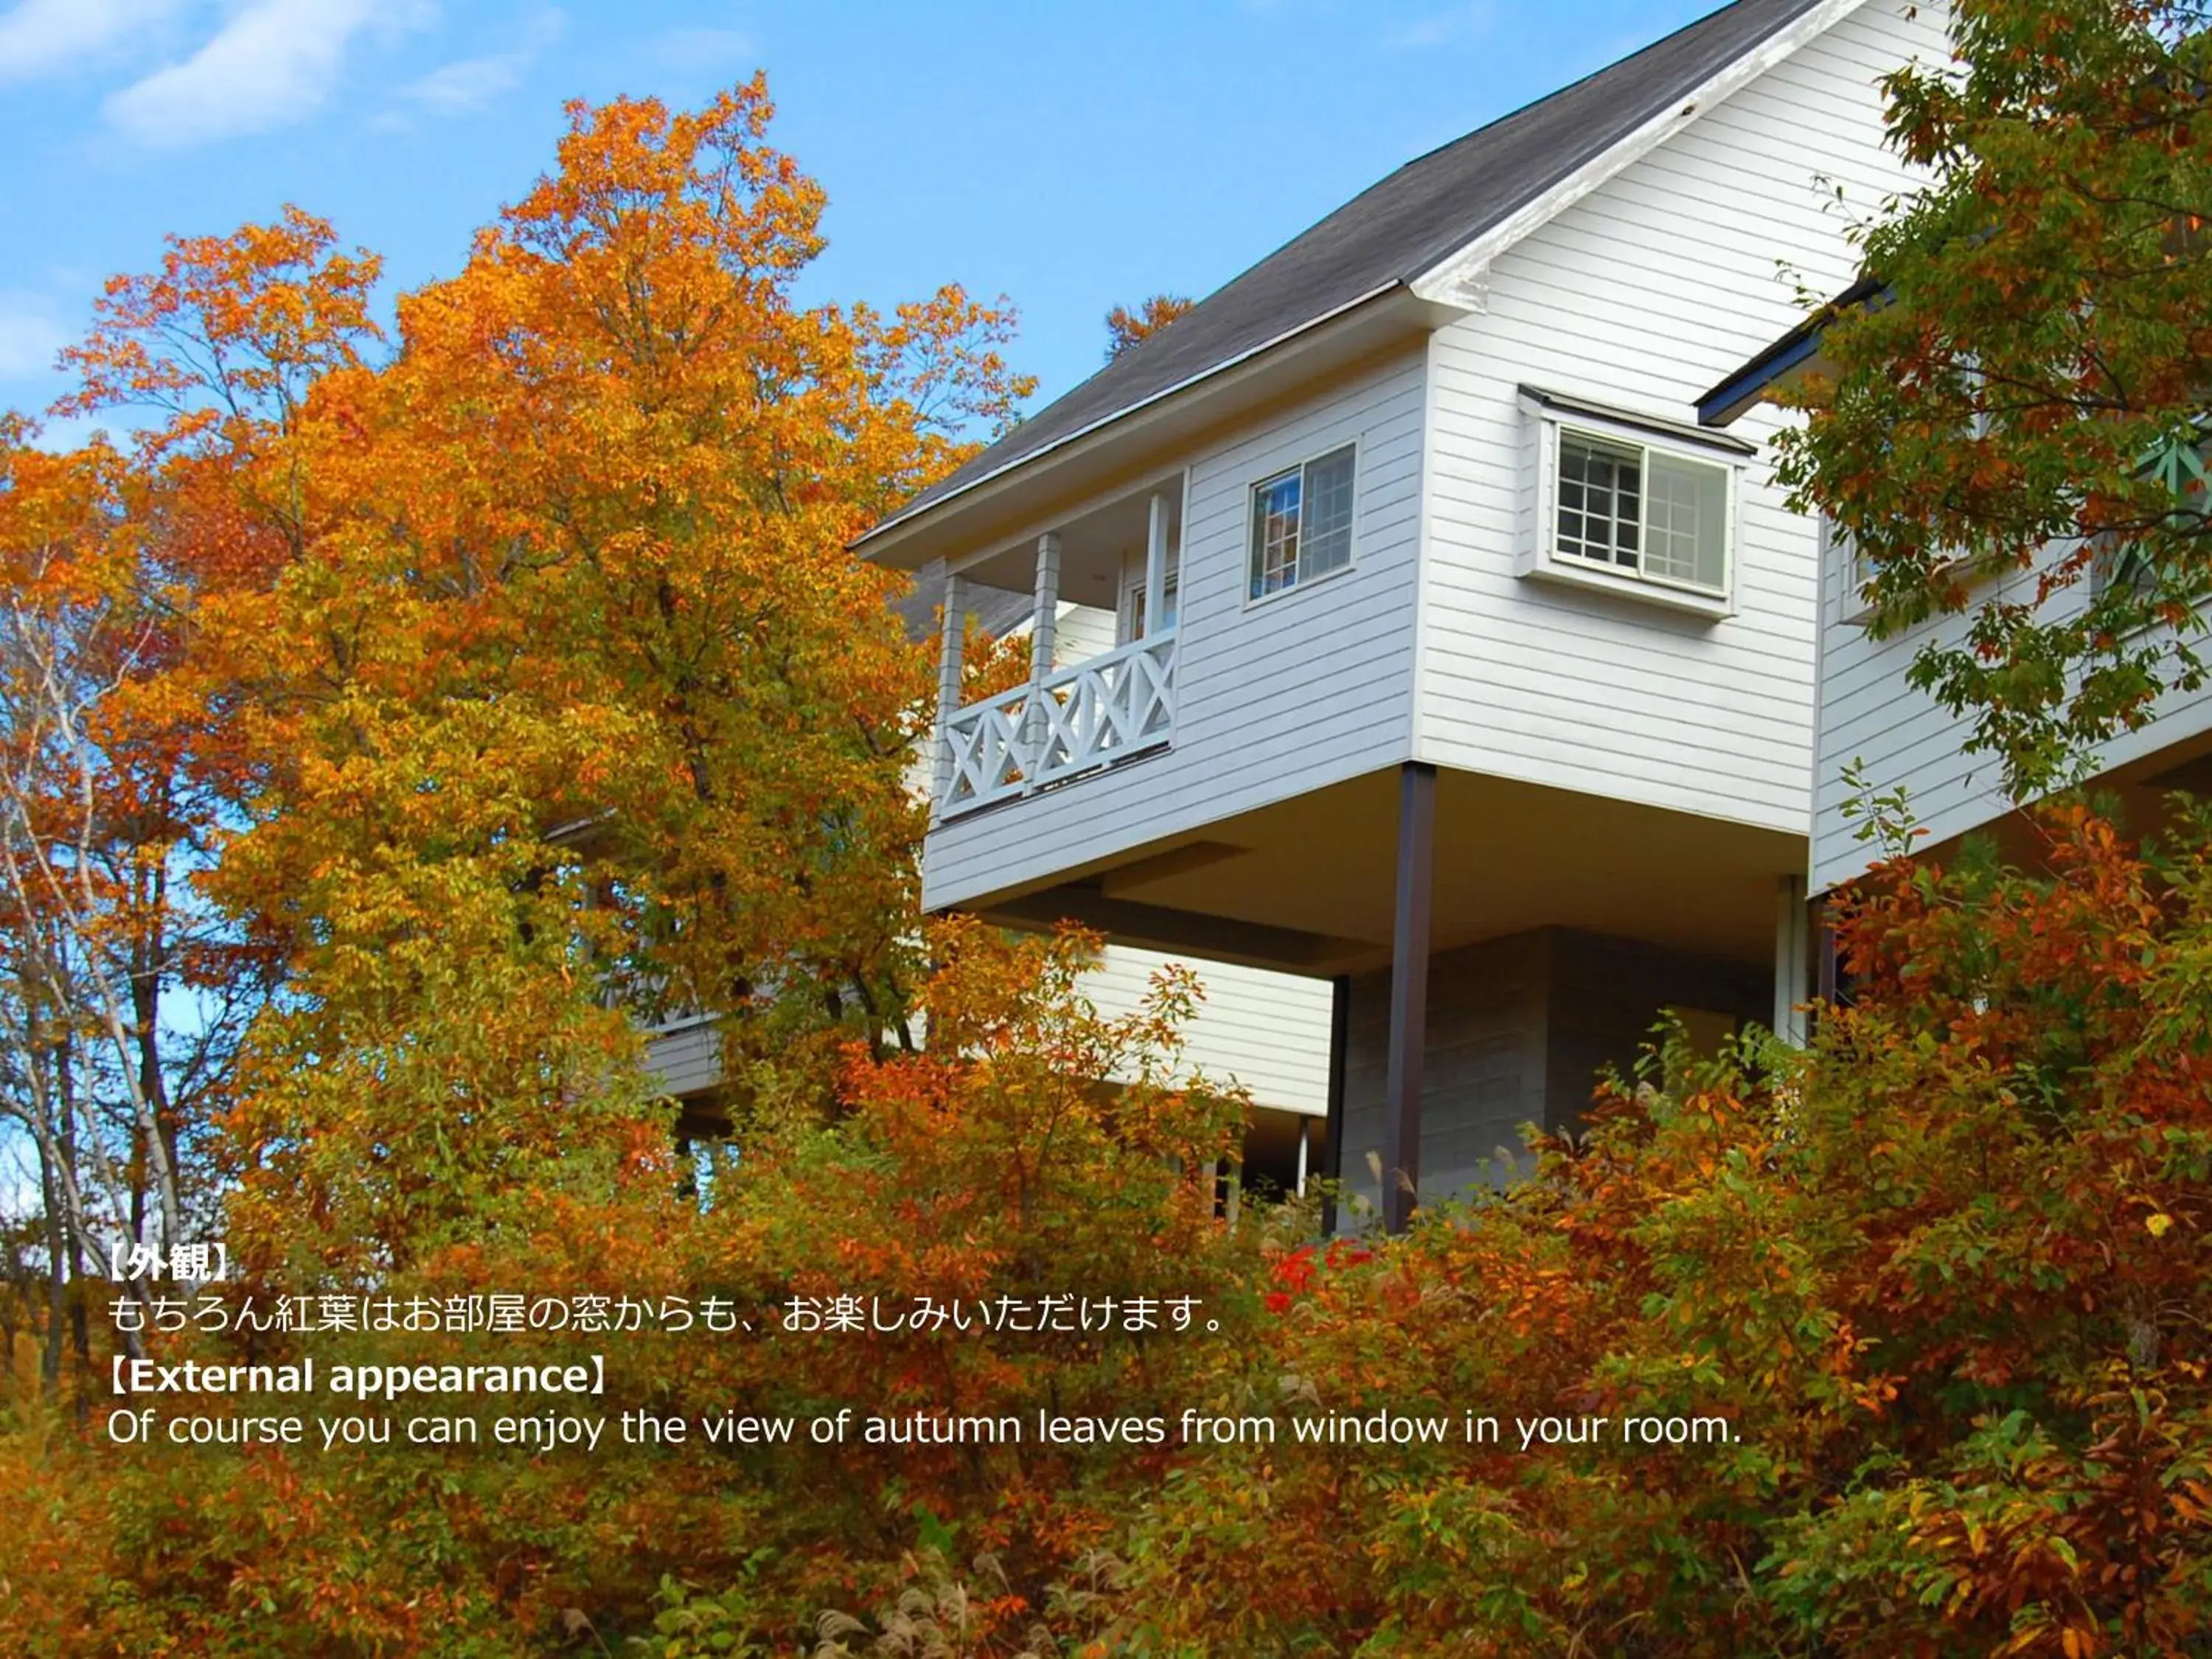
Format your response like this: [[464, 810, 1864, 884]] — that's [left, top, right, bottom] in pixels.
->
[[1697, 330, 1832, 426], [1696, 274, 1889, 426]]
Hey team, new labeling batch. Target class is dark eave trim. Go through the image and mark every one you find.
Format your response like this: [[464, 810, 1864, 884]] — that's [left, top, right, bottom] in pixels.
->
[[1697, 273, 1888, 428]]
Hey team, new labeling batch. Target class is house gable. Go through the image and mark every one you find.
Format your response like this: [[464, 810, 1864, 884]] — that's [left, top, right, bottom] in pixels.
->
[[858, 0, 1846, 557], [1408, 0, 1947, 836]]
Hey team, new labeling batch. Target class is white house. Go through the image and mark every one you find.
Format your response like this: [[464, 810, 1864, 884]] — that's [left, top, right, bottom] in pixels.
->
[[855, 0, 1948, 1230], [1700, 296, 2212, 911]]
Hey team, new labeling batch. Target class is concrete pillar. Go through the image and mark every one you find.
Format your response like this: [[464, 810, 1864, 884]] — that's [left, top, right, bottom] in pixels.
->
[[1773, 872, 1809, 1046]]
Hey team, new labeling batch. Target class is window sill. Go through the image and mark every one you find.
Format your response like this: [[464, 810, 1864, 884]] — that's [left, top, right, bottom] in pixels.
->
[[1243, 558, 1357, 613], [1520, 556, 1733, 621], [1840, 551, 2014, 629]]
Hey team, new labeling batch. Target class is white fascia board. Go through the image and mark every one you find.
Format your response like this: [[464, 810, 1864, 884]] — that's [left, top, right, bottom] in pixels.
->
[[1408, 0, 1874, 307]]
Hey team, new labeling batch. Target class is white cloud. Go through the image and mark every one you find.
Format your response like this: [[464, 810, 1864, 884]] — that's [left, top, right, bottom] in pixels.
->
[[395, 49, 521, 112], [103, 0, 429, 147], [639, 25, 751, 72], [0, 292, 64, 380], [390, 7, 560, 117], [0, 0, 176, 85], [1382, 2, 1495, 49]]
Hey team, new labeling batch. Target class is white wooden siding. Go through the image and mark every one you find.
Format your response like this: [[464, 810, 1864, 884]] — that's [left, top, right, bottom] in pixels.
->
[[638, 955, 1330, 1114], [1812, 549, 2212, 892], [644, 1017, 723, 1101], [922, 348, 1427, 910], [1047, 601, 1119, 667], [1080, 947, 1332, 1115], [623, 734, 1341, 1115], [1414, 0, 1948, 836]]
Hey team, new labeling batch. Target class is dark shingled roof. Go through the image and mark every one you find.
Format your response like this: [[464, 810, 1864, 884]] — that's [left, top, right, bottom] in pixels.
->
[[875, 0, 1827, 535]]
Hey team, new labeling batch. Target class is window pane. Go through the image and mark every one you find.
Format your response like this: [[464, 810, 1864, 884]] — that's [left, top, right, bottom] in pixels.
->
[[1129, 570, 1181, 636], [1249, 470, 1301, 599], [1826, 518, 1872, 616], [1300, 446, 1356, 579], [1643, 451, 1728, 588], [1557, 434, 1640, 568]]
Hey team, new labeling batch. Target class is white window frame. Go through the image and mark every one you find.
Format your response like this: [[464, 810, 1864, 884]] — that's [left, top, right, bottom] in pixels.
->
[[1244, 442, 1359, 608], [1825, 517, 1878, 627], [1118, 554, 1180, 644], [1517, 394, 1745, 619], [1830, 518, 2048, 635]]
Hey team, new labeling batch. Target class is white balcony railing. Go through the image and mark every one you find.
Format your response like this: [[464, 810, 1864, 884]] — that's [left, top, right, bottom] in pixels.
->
[[939, 630, 1178, 818]]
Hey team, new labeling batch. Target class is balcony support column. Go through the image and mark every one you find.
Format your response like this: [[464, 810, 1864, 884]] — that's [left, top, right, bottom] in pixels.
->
[[1021, 532, 1061, 781], [1143, 491, 1172, 639], [1815, 897, 1842, 1007], [1381, 762, 1436, 1235], [932, 566, 966, 812]]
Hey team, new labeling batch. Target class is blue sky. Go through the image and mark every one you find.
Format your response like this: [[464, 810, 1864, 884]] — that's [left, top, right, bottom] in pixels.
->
[[0, 0, 1735, 441]]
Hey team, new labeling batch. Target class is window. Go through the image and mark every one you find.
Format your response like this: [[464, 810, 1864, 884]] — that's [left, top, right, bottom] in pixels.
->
[[1825, 517, 1877, 625], [1248, 445, 1355, 600], [1123, 553, 1180, 641], [1553, 427, 1730, 594]]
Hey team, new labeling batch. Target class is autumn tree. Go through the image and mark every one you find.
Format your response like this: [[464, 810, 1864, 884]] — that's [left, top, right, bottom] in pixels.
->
[[39, 83, 1034, 1272], [1105, 292, 1194, 359], [1775, 0, 2212, 794], [0, 414, 271, 1392]]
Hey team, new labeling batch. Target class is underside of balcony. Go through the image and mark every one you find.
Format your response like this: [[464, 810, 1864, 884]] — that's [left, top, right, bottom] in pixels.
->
[[1910, 722, 2212, 881], [956, 763, 1805, 980]]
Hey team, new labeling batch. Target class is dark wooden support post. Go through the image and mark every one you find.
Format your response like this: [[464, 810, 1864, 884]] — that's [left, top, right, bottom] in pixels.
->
[[1815, 896, 1841, 1007], [1381, 762, 1436, 1235], [1319, 973, 1350, 1235]]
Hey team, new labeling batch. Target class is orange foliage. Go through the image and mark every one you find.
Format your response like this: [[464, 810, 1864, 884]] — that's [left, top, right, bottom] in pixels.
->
[[1103, 293, 1193, 360]]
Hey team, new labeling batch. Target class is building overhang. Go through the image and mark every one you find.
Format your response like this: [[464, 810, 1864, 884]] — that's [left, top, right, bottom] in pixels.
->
[[937, 765, 1806, 978], [851, 284, 1458, 573]]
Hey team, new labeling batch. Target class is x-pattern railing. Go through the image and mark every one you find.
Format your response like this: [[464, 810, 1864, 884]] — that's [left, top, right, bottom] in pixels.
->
[[939, 630, 1177, 818]]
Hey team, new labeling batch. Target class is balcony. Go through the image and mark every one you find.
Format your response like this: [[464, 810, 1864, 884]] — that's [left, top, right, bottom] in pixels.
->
[[938, 629, 1178, 818], [925, 474, 1186, 823]]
